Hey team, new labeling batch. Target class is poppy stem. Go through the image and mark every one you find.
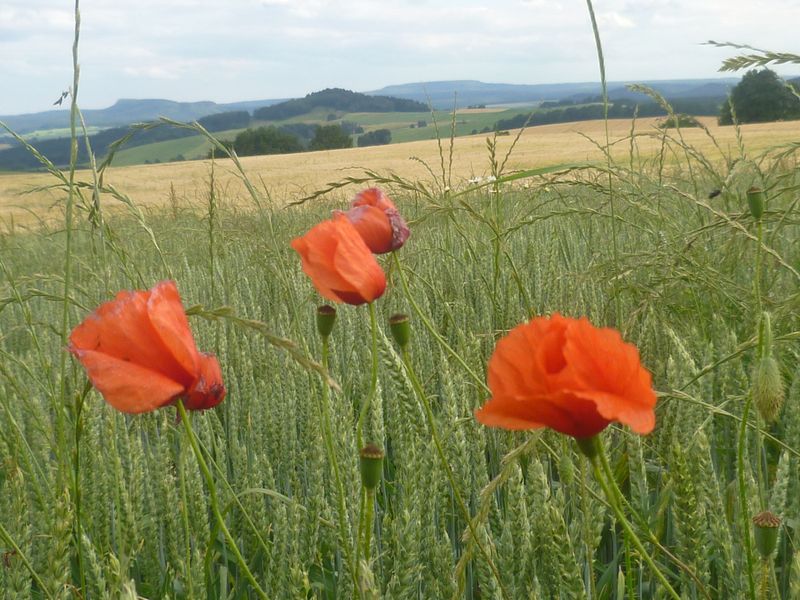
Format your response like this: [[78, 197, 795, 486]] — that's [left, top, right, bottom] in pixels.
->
[[355, 302, 379, 451], [737, 390, 759, 600], [587, 436, 681, 600], [176, 400, 270, 600], [363, 487, 375, 563]]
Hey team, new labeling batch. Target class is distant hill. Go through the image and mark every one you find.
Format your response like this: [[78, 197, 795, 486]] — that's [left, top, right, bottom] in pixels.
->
[[367, 78, 740, 108], [0, 111, 252, 170], [253, 88, 428, 121], [0, 97, 285, 136]]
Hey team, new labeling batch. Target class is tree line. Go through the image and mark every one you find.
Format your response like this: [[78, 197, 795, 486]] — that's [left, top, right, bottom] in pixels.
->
[[492, 97, 723, 131], [490, 69, 800, 132], [209, 124, 393, 158]]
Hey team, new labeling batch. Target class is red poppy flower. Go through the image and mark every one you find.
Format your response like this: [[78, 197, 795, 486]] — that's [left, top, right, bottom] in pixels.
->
[[291, 214, 386, 305], [337, 188, 409, 254], [69, 280, 226, 414], [475, 313, 656, 438]]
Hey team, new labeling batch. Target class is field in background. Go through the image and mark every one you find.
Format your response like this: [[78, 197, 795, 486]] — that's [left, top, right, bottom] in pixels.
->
[[2, 116, 800, 227], [81, 106, 538, 167]]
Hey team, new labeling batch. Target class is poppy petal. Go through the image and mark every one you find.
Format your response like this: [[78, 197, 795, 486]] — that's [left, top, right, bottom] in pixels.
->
[[292, 222, 352, 302], [69, 288, 193, 384], [146, 281, 200, 378], [476, 313, 656, 438], [573, 390, 656, 434], [352, 187, 398, 212], [339, 205, 394, 254], [71, 349, 185, 413], [564, 318, 656, 430], [292, 215, 387, 305], [331, 219, 386, 303], [185, 353, 227, 411], [475, 393, 610, 437]]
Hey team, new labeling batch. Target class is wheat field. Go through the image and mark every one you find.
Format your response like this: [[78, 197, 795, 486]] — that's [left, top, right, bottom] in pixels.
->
[[3, 116, 800, 226]]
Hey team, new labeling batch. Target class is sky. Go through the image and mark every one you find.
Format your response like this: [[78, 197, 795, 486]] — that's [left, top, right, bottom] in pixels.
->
[[1, 0, 799, 115]]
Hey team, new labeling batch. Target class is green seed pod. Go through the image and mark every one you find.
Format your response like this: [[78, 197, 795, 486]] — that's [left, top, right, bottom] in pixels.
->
[[752, 312, 784, 423], [316, 305, 337, 338], [747, 187, 765, 219], [752, 511, 781, 558], [359, 444, 385, 490], [752, 355, 785, 424], [388, 314, 411, 348]]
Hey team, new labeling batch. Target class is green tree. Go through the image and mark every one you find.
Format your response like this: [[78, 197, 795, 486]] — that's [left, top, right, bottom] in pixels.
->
[[719, 68, 800, 125], [229, 126, 303, 156], [309, 124, 353, 151], [357, 128, 391, 147]]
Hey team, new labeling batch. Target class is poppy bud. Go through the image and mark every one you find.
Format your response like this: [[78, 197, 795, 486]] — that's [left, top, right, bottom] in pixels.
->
[[752, 312, 785, 424], [389, 314, 411, 348], [316, 305, 337, 338], [747, 187, 765, 220], [359, 444, 385, 490], [752, 356, 785, 424], [752, 511, 781, 558]]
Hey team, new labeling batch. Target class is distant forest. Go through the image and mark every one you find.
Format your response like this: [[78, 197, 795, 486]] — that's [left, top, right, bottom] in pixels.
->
[[253, 88, 428, 120], [492, 97, 723, 131]]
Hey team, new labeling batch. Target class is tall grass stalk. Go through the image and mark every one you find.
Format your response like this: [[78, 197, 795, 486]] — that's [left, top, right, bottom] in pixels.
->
[[585, 0, 623, 324]]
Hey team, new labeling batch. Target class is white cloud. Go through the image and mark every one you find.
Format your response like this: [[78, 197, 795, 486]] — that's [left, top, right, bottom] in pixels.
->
[[597, 11, 635, 29], [1, 0, 799, 114]]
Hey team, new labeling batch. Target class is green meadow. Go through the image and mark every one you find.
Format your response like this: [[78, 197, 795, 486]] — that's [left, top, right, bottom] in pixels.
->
[[107, 107, 535, 166]]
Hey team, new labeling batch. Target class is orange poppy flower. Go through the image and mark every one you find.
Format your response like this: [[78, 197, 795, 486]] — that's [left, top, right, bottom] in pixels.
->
[[337, 188, 409, 254], [291, 214, 387, 305], [476, 313, 656, 438], [69, 280, 226, 414]]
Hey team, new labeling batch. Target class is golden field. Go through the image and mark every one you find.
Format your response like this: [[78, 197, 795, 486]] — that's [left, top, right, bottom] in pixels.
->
[[1, 116, 798, 226]]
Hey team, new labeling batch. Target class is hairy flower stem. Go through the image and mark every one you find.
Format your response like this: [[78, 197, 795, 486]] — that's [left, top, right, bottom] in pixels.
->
[[753, 222, 768, 509], [587, 436, 681, 600], [72, 388, 87, 596], [399, 346, 510, 600], [738, 393, 759, 600], [356, 302, 379, 451], [579, 460, 597, 598], [319, 337, 360, 597], [176, 400, 269, 600], [758, 558, 771, 600], [363, 488, 375, 562], [352, 301, 379, 596]]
